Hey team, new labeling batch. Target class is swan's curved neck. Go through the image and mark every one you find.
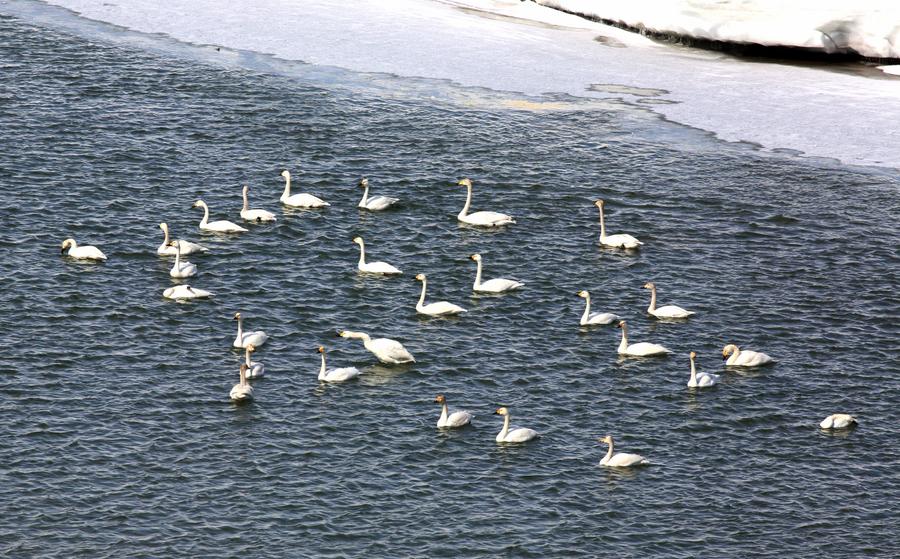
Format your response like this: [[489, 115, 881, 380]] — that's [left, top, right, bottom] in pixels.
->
[[357, 241, 366, 266], [199, 203, 209, 226], [647, 286, 657, 313], [239, 366, 247, 387], [499, 414, 510, 439], [730, 347, 741, 362], [359, 183, 369, 207], [603, 440, 614, 462], [319, 353, 327, 379], [161, 226, 170, 244], [242, 187, 250, 211], [598, 204, 607, 241], [689, 357, 697, 383], [173, 243, 182, 267], [473, 259, 483, 289], [245, 348, 253, 366], [439, 402, 449, 422], [458, 184, 472, 218], [618, 325, 629, 352], [417, 278, 428, 309], [580, 294, 592, 324], [235, 317, 243, 340]]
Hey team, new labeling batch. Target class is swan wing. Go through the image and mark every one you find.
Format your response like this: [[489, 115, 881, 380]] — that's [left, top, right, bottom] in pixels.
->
[[462, 210, 515, 226], [371, 338, 415, 363], [585, 312, 620, 325], [361, 261, 402, 275], [420, 301, 467, 315], [606, 452, 648, 467], [820, 414, 856, 429], [365, 196, 399, 210], [246, 362, 266, 378], [229, 383, 254, 401], [624, 342, 670, 356], [652, 305, 694, 318], [71, 245, 108, 260], [324, 367, 361, 382], [241, 209, 277, 222], [504, 427, 538, 443], [236, 331, 268, 348], [284, 193, 329, 207], [477, 278, 524, 293], [204, 220, 248, 233], [602, 233, 642, 248], [737, 350, 773, 366]]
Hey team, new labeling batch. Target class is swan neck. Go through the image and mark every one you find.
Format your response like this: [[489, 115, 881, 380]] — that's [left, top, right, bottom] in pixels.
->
[[647, 287, 657, 313], [282, 173, 291, 199], [161, 225, 170, 244], [235, 317, 243, 339], [458, 184, 472, 218], [604, 441, 614, 462], [440, 402, 449, 422], [357, 241, 366, 266], [245, 348, 252, 366], [319, 353, 326, 379], [359, 183, 369, 207], [618, 324, 628, 352], [416, 278, 427, 309], [690, 357, 697, 382], [729, 347, 741, 364], [242, 188, 249, 211], [239, 366, 247, 387], [581, 295, 591, 324], [598, 204, 606, 241], [499, 414, 510, 439], [473, 259, 483, 289], [173, 243, 182, 267], [199, 202, 209, 226]]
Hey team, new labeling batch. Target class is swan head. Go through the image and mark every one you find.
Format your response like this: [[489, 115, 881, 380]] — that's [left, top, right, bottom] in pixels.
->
[[247, 344, 257, 353], [597, 435, 613, 445], [642, 282, 655, 290], [159, 222, 168, 230], [191, 199, 204, 208], [317, 346, 326, 353], [434, 394, 446, 404], [594, 199, 604, 208], [722, 344, 738, 359], [60, 238, 76, 252], [457, 178, 472, 188], [469, 253, 482, 262], [577, 290, 589, 298], [233, 312, 242, 321], [358, 177, 368, 187], [242, 185, 249, 194], [616, 320, 627, 329], [352, 236, 363, 245], [281, 170, 290, 180], [415, 273, 426, 281], [239, 363, 249, 373], [494, 406, 509, 416], [689, 351, 697, 361]]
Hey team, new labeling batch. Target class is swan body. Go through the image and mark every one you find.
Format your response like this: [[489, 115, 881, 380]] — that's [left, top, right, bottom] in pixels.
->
[[820, 414, 857, 430], [598, 435, 648, 467], [357, 177, 399, 210], [240, 185, 276, 222], [722, 344, 774, 367], [494, 407, 538, 443], [456, 178, 515, 227], [434, 395, 472, 428], [163, 285, 211, 300], [353, 236, 402, 275], [157, 223, 208, 255], [687, 351, 719, 388], [168, 241, 197, 278], [230, 363, 255, 402], [470, 253, 523, 293], [60, 238, 107, 261], [192, 199, 247, 233], [594, 200, 642, 249], [338, 330, 415, 364], [317, 346, 361, 382], [577, 290, 620, 325], [232, 312, 268, 349], [643, 282, 694, 319], [616, 321, 670, 357], [244, 344, 265, 379], [415, 274, 466, 316], [280, 170, 329, 208]]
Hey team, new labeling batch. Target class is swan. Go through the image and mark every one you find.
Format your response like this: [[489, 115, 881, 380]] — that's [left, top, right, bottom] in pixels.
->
[[337, 330, 415, 364], [316, 346, 361, 382], [280, 169, 329, 208], [168, 241, 197, 278], [616, 321, 670, 357], [60, 238, 107, 261], [163, 285, 211, 300], [415, 274, 467, 316], [820, 414, 857, 430], [233, 312, 268, 348], [434, 394, 472, 428], [244, 344, 265, 379], [594, 200, 642, 249], [357, 177, 398, 210], [192, 199, 248, 233], [229, 363, 254, 402], [240, 185, 276, 222], [643, 282, 694, 319], [353, 236, 402, 275], [577, 290, 620, 325], [722, 344, 774, 367], [687, 351, 719, 388], [157, 223, 208, 256], [494, 407, 538, 443], [597, 435, 649, 467], [469, 253, 523, 293], [456, 178, 515, 227]]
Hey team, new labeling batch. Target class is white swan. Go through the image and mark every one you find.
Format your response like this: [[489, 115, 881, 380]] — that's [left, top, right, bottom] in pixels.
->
[[494, 407, 538, 443], [687, 351, 719, 388], [470, 253, 523, 293], [316, 346, 361, 382], [338, 330, 415, 364], [280, 170, 329, 208], [192, 199, 248, 233], [616, 320, 670, 357], [577, 290, 620, 325], [456, 178, 515, 227], [415, 274, 467, 316], [353, 236, 402, 275], [240, 185, 276, 222], [722, 344, 774, 367], [233, 312, 268, 349], [60, 238, 107, 261], [820, 414, 857, 430], [598, 435, 649, 467], [163, 285, 211, 300], [643, 282, 694, 319], [357, 177, 398, 210], [229, 363, 254, 402], [594, 200, 642, 249], [168, 241, 197, 278], [244, 344, 265, 379], [434, 394, 472, 428], [157, 222, 208, 256]]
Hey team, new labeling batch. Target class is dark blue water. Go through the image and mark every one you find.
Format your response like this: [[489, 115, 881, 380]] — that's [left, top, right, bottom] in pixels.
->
[[1, 8, 899, 558]]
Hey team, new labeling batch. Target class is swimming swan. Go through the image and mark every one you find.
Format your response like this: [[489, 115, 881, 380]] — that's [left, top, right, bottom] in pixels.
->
[[357, 177, 398, 210], [415, 274, 467, 316], [60, 238, 107, 261], [192, 199, 248, 233], [598, 435, 649, 467], [229, 363, 254, 402], [470, 253, 523, 293], [353, 236, 402, 275], [157, 222, 208, 256], [240, 185, 276, 222], [168, 241, 197, 278], [643, 282, 694, 319], [456, 178, 515, 227], [163, 285, 211, 300], [722, 344, 774, 367], [820, 414, 857, 430], [594, 200, 642, 249], [434, 394, 472, 428], [280, 170, 329, 208], [616, 321, 670, 357], [577, 290, 620, 325], [244, 344, 265, 378], [337, 330, 415, 364], [687, 351, 719, 388], [494, 407, 538, 443], [316, 346, 361, 382], [233, 312, 268, 349]]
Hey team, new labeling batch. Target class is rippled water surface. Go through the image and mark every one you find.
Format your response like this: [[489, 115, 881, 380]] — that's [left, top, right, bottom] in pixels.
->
[[2, 10, 899, 558]]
